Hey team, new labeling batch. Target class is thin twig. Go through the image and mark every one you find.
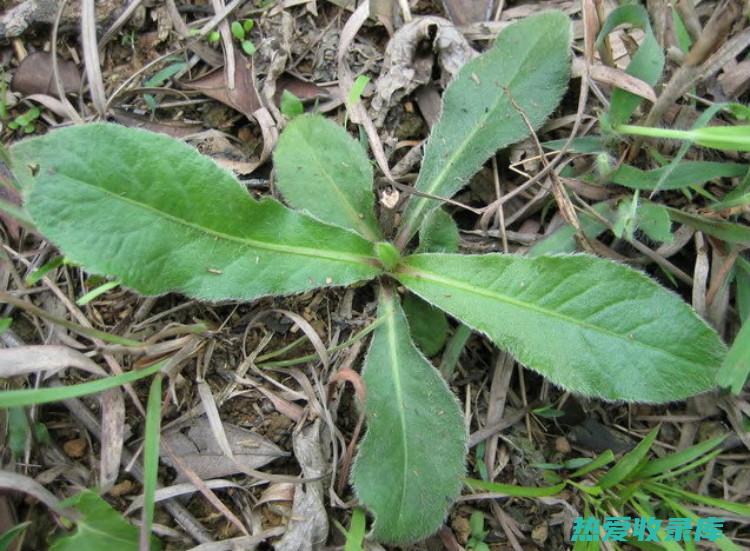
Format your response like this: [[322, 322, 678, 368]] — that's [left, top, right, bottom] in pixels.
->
[[81, 0, 108, 116]]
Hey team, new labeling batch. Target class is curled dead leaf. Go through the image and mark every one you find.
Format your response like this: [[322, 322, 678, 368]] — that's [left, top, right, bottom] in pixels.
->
[[183, 51, 261, 118], [11, 52, 81, 96], [161, 417, 286, 482], [372, 16, 477, 126]]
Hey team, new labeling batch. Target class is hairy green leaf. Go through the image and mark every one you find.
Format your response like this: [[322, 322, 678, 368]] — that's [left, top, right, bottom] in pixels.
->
[[529, 202, 618, 256], [274, 114, 381, 240], [352, 289, 466, 543], [716, 316, 750, 394], [402, 292, 449, 356], [637, 202, 673, 243], [11, 123, 382, 300], [611, 161, 747, 191], [396, 254, 725, 402], [51, 490, 160, 551], [543, 136, 606, 154], [596, 5, 664, 126], [661, 204, 750, 245], [396, 11, 571, 245], [737, 257, 750, 322], [418, 208, 459, 253]]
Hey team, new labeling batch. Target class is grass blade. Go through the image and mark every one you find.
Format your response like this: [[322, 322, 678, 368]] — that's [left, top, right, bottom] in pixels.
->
[[140, 373, 163, 551], [716, 317, 750, 393], [634, 435, 726, 479], [344, 508, 366, 551], [598, 427, 658, 489], [466, 478, 565, 497], [0, 361, 163, 408]]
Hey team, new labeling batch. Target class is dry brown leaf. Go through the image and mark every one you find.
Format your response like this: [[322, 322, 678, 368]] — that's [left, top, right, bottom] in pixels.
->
[[371, 16, 477, 126], [574, 59, 657, 102], [99, 387, 125, 491], [183, 51, 261, 118], [440, 0, 493, 26], [0, 346, 106, 379], [719, 58, 750, 99], [338, 1, 393, 179], [11, 52, 81, 96], [272, 73, 329, 106], [187, 130, 260, 176], [125, 480, 243, 515], [112, 109, 202, 139], [161, 417, 286, 482], [257, 482, 295, 506], [274, 421, 328, 551]]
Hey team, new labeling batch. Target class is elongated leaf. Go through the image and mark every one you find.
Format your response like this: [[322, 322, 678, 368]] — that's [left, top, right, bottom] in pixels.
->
[[466, 479, 565, 497], [637, 202, 673, 244], [402, 292, 449, 356], [737, 257, 750, 322], [0, 361, 164, 408], [418, 208, 459, 253], [650, 483, 750, 517], [0, 522, 30, 551], [396, 11, 571, 245], [51, 490, 160, 551], [396, 254, 726, 402], [596, 5, 664, 126], [343, 508, 366, 551], [352, 289, 466, 543], [569, 450, 615, 478], [141, 374, 163, 550], [662, 205, 750, 245], [543, 136, 606, 154], [529, 202, 618, 256], [611, 161, 747, 191], [274, 114, 380, 240], [598, 427, 658, 489], [716, 317, 750, 394], [634, 434, 725, 479], [10, 124, 382, 300]]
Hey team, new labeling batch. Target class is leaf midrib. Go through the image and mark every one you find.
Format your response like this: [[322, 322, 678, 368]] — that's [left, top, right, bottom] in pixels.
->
[[402, 26, 552, 237], [43, 173, 378, 267], [398, 263, 710, 367], [297, 127, 380, 241], [384, 298, 410, 521]]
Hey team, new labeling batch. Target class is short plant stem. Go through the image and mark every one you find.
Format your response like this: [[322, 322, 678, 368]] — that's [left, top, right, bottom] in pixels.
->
[[616, 124, 694, 142]]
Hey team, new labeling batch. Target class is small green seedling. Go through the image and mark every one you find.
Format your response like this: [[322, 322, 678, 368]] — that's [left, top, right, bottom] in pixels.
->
[[280, 90, 304, 119], [5, 11, 728, 545], [7, 107, 41, 134], [230, 19, 256, 56], [466, 511, 490, 551]]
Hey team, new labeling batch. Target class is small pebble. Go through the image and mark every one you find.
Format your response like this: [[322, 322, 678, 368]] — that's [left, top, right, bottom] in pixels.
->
[[555, 436, 571, 454], [109, 479, 136, 497], [63, 438, 87, 458]]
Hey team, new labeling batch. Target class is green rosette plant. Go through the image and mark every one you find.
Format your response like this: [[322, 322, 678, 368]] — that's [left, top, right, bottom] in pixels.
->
[[5, 11, 726, 544]]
